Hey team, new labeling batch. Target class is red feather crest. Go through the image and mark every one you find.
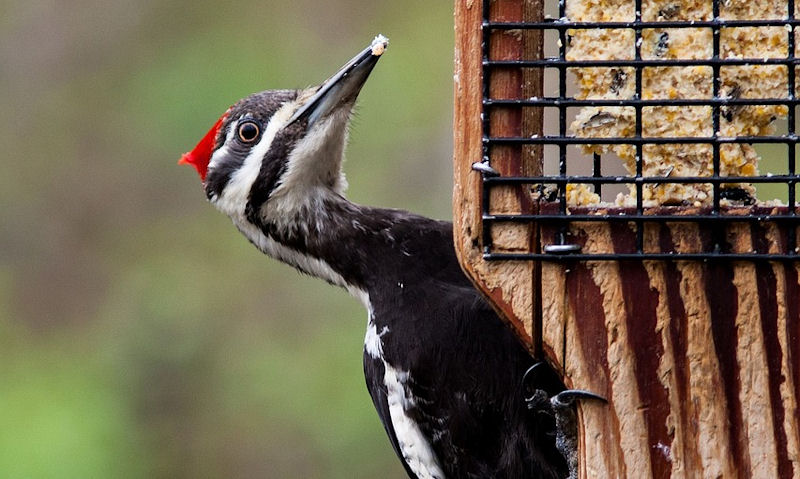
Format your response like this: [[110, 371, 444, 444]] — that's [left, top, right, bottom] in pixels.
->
[[179, 110, 230, 180]]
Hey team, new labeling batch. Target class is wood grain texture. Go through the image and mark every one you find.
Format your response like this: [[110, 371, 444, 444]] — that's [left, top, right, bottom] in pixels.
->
[[453, 2, 799, 476], [453, 0, 543, 349], [539, 218, 800, 478]]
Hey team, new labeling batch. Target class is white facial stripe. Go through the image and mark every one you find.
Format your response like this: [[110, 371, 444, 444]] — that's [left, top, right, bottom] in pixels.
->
[[207, 123, 237, 173], [212, 102, 296, 217]]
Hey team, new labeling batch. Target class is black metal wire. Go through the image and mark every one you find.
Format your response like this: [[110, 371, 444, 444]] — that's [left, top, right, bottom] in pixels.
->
[[488, 58, 800, 67], [478, 0, 800, 261], [490, 19, 800, 29], [481, 0, 493, 255], [485, 174, 800, 185], [484, 252, 800, 261], [634, 0, 644, 254], [789, 0, 798, 255], [487, 135, 798, 145], [558, 0, 568, 224]]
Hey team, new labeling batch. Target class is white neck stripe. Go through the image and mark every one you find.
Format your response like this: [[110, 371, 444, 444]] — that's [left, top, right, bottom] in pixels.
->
[[211, 102, 295, 218]]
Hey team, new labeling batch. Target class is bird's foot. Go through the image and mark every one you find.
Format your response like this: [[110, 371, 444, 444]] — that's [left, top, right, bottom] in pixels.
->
[[522, 362, 607, 410], [523, 363, 607, 479]]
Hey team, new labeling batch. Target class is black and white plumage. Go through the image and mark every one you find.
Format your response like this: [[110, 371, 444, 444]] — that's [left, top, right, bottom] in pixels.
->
[[181, 36, 573, 479]]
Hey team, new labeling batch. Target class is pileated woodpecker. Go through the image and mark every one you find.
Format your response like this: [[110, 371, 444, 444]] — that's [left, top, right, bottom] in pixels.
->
[[180, 36, 590, 479]]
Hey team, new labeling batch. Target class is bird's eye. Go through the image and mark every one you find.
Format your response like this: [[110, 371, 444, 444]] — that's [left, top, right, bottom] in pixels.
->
[[237, 121, 260, 143]]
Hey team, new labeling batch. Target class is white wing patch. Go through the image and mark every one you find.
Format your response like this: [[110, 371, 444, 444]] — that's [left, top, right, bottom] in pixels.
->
[[364, 320, 388, 359], [364, 318, 445, 478], [383, 361, 446, 479]]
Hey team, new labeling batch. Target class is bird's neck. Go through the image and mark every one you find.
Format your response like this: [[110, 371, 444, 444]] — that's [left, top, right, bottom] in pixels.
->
[[248, 189, 384, 306], [246, 188, 456, 309]]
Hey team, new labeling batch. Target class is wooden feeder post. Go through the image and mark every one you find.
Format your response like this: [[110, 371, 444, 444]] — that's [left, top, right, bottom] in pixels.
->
[[453, 1, 800, 477], [454, 0, 546, 348]]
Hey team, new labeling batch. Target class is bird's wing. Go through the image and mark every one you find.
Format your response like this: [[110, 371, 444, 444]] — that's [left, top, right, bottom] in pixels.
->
[[368, 280, 510, 477], [389, 281, 566, 479], [364, 353, 419, 479]]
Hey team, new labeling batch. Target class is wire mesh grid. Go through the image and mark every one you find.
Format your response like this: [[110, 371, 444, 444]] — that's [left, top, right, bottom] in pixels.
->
[[478, 0, 800, 261]]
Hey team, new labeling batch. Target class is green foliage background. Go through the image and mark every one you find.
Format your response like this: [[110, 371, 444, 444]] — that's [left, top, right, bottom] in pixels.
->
[[1, 1, 454, 477]]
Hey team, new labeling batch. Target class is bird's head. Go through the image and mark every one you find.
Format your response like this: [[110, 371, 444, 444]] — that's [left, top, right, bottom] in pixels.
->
[[180, 35, 388, 234]]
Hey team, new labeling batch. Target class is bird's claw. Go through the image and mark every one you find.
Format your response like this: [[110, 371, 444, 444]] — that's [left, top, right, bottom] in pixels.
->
[[522, 362, 607, 409], [550, 389, 607, 408], [522, 362, 552, 406]]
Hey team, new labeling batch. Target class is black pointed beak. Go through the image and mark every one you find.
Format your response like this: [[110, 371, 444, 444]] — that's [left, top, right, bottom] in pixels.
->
[[288, 34, 388, 127]]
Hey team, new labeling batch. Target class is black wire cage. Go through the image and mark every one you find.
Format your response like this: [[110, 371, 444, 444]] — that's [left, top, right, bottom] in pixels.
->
[[477, 0, 800, 260]]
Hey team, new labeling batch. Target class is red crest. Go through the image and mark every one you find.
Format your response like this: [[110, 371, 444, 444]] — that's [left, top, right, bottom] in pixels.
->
[[179, 110, 230, 180]]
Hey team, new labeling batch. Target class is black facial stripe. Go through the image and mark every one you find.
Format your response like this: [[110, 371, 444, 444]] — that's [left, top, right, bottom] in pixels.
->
[[205, 124, 255, 199], [244, 121, 306, 225], [206, 118, 266, 198], [205, 161, 240, 200], [205, 124, 236, 199], [203, 89, 299, 200]]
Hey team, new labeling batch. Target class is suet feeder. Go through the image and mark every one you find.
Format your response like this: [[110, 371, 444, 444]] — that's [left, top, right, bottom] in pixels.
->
[[453, 0, 800, 476]]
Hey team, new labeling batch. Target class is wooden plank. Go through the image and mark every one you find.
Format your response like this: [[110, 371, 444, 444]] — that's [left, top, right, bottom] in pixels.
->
[[538, 216, 800, 478], [453, 0, 543, 350]]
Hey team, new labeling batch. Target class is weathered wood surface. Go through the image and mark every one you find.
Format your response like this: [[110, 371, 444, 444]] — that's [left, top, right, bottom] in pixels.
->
[[453, 0, 543, 350], [453, 1, 800, 477], [539, 217, 800, 478]]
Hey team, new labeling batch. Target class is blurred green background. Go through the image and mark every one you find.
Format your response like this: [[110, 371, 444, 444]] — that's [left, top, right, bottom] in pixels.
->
[[0, 1, 454, 477]]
